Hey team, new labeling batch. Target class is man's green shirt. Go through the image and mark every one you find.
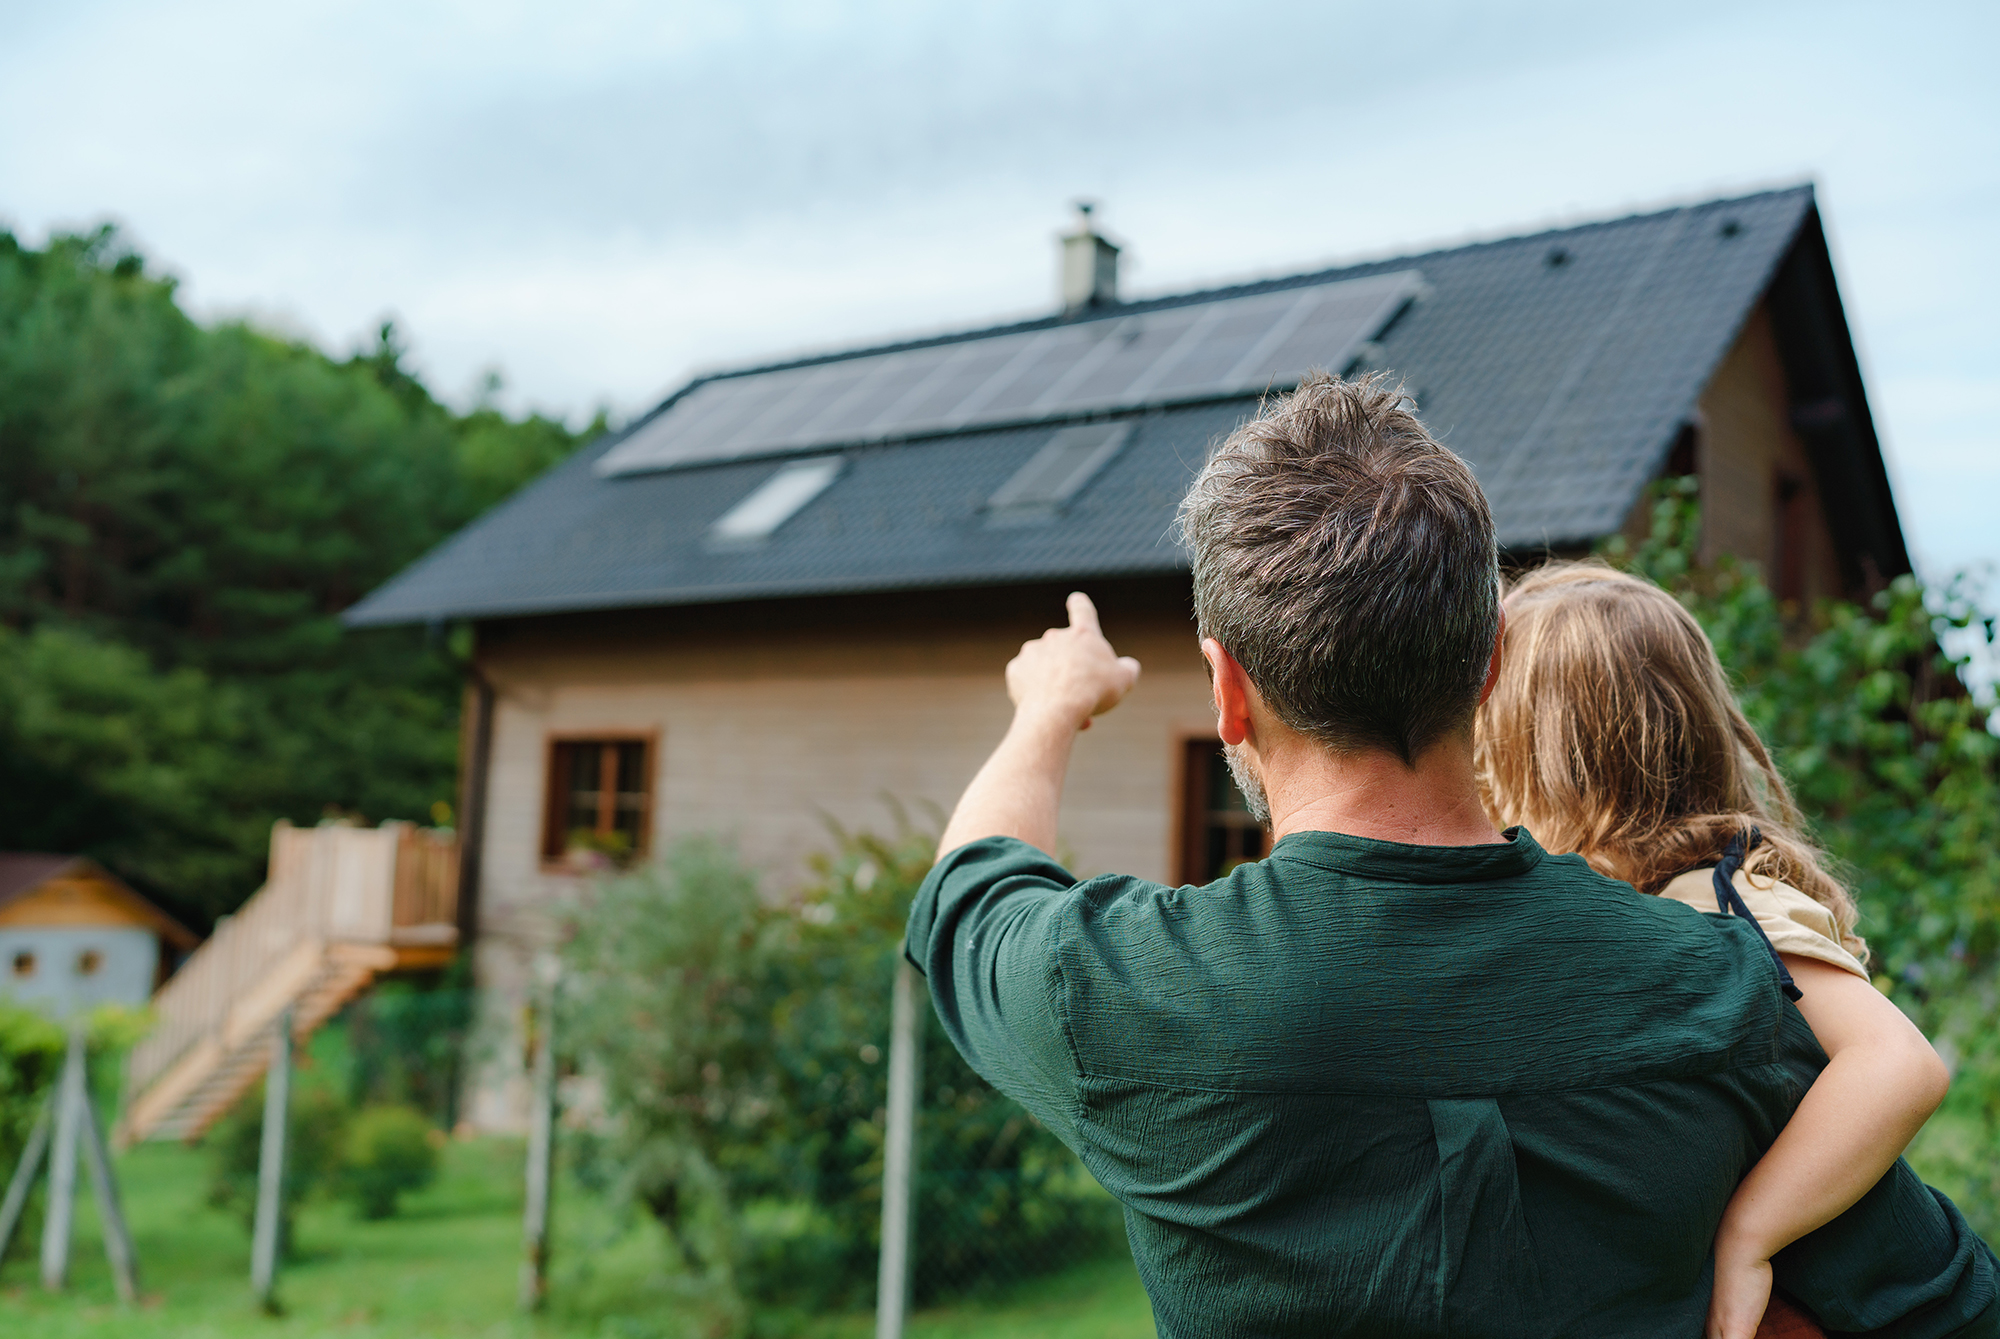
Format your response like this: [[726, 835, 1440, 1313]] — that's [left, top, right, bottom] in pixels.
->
[[906, 829, 1999, 1338]]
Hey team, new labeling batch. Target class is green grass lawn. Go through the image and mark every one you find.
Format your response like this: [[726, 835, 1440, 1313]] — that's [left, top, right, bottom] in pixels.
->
[[0, 1135, 1153, 1338]]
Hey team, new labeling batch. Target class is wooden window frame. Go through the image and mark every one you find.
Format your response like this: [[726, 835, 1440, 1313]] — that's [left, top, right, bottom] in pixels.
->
[[540, 731, 658, 868], [1175, 736, 1210, 887], [1175, 735, 1269, 886]]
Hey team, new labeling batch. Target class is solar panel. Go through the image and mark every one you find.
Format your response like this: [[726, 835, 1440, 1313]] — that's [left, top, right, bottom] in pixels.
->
[[598, 268, 1422, 477]]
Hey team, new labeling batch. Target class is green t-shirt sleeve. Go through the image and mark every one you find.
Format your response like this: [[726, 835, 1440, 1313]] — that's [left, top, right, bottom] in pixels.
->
[[905, 836, 1082, 1144], [1768, 1008, 2000, 1336]]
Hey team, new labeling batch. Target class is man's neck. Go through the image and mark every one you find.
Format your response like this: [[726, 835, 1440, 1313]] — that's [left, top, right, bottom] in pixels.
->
[[1261, 731, 1504, 848]]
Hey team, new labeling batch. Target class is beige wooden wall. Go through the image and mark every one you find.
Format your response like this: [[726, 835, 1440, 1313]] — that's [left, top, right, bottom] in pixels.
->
[[1619, 301, 1844, 601], [463, 584, 1213, 1128], [1698, 304, 1843, 602]]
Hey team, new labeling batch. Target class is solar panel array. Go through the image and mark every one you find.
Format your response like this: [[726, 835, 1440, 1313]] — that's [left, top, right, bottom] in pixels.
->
[[598, 269, 1424, 477]]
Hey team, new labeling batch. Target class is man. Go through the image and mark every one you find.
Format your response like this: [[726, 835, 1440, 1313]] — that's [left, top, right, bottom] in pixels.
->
[[905, 374, 1998, 1337]]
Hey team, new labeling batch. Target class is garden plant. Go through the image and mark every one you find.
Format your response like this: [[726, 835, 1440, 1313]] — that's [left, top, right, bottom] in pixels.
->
[[559, 825, 1122, 1334]]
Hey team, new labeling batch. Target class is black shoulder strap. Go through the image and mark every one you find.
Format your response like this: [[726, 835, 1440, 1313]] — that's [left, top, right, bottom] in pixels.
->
[[1714, 827, 1802, 1002]]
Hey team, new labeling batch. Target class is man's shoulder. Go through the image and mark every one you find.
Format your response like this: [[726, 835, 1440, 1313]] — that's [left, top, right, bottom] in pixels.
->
[[909, 835, 1161, 976]]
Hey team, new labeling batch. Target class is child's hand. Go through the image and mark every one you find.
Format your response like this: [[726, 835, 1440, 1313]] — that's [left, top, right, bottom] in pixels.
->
[[1706, 1247, 1774, 1339]]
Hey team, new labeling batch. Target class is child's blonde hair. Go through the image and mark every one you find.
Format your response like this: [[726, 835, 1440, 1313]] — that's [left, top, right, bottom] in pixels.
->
[[1475, 560, 1866, 962]]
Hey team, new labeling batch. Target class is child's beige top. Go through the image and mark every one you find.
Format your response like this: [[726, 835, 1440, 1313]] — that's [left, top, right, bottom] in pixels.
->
[[1657, 866, 1869, 980]]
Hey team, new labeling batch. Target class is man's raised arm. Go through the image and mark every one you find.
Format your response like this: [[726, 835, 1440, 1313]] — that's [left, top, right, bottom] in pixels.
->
[[934, 592, 1141, 860]]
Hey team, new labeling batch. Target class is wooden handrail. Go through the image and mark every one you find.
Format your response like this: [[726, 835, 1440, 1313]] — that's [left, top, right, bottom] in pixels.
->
[[392, 826, 460, 931], [125, 821, 459, 1112]]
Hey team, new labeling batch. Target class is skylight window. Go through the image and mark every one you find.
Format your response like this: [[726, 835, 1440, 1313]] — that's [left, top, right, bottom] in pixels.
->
[[986, 423, 1131, 527], [710, 457, 844, 544]]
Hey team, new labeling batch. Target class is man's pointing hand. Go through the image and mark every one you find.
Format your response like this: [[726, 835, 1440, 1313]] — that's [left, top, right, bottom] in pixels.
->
[[1006, 592, 1142, 732], [936, 592, 1141, 856]]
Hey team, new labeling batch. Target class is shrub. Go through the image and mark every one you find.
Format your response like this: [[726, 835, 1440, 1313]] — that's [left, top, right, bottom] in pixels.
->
[[340, 1104, 440, 1219], [205, 1081, 349, 1254], [0, 1001, 63, 1122], [0, 1005, 148, 1261], [344, 964, 473, 1127], [754, 825, 1121, 1307], [560, 828, 1120, 1330], [0, 1001, 65, 1255]]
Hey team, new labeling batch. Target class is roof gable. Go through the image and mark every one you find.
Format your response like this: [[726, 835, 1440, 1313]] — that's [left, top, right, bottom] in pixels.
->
[[0, 856, 199, 950], [0, 854, 75, 904], [348, 186, 1831, 627]]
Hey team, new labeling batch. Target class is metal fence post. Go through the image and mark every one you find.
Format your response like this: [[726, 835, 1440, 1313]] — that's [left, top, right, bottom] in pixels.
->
[[38, 1025, 87, 1291], [81, 1081, 140, 1303], [875, 960, 925, 1339], [520, 954, 559, 1312], [250, 1007, 293, 1310]]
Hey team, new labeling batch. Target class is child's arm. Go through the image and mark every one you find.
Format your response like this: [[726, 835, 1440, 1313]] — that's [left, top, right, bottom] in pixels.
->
[[1706, 956, 1951, 1339]]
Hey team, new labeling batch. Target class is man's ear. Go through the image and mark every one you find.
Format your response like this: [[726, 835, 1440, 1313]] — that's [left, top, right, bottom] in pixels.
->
[[1477, 606, 1506, 708], [1200, 638, 1254, 747]]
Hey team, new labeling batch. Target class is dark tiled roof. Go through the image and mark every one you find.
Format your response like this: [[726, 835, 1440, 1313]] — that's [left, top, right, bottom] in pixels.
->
[[348, 187, 1815, 626]]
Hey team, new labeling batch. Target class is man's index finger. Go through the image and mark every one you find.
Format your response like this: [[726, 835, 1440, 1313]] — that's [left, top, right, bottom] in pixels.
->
[[1066, 591, 1101, 634]]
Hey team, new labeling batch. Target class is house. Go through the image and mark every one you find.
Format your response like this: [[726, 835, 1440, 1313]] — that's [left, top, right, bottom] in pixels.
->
[[347, 185, 1907, 1127], [0, 855, 199, 1018]]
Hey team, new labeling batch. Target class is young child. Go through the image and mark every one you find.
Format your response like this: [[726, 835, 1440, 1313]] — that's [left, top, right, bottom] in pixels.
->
[[1474, 561, 1951, 1339]]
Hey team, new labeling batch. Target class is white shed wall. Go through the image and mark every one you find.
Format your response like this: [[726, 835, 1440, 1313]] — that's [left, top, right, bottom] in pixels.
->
[[0, 925, 159, 1018]]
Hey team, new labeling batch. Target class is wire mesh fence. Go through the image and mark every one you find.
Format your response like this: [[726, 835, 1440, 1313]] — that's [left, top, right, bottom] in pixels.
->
[[912, 1163, 1124, 1303]]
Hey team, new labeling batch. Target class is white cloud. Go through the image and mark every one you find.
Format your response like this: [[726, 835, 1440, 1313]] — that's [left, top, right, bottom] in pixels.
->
[[0, 0, 1993, 566]]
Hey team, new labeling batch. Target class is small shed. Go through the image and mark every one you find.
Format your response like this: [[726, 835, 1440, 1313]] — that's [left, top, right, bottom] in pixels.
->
[[0, 855, 199, 1018]]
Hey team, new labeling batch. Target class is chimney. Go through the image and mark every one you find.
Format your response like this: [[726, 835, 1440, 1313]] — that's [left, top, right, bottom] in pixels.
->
[[1059, 201, 1119, 313]]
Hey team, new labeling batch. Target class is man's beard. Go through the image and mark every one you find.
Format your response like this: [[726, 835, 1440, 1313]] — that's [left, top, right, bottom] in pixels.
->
[[1222, 742, 1272, 827]]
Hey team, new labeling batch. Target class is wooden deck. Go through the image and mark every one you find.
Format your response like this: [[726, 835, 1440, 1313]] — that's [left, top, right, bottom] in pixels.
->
[[118, 821, 459, 1146]]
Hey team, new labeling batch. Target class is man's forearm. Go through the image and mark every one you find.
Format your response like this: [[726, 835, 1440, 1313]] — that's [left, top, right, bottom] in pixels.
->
[[936, 707, 1081, 858]]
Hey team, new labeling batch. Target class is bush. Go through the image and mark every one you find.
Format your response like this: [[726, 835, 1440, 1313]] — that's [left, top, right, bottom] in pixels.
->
[[759, 827, 1122, 1307], [0, 1001, 66, 1258], [0, 1001, 64, 1157], [560, 828, 1120, 1330], [205, 1081, 349, 1254], [0, 1004, 148, 1263], [340, 1104, 440, 1219], [344, 964, 473, 1127]]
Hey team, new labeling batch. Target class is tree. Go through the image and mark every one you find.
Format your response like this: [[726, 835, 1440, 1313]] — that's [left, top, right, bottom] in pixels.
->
[[0, 226, 592, 923]]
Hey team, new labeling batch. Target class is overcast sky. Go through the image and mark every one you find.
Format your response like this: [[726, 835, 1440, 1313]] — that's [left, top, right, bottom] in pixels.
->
[[3, 0, 1994, 573]]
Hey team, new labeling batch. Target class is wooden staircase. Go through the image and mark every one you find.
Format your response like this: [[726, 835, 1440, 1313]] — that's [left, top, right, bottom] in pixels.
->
[[118, 821, 460, 1146]]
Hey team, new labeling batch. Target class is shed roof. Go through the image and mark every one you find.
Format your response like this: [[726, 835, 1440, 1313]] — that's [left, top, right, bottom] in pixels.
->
[[0, 854, 76, 905], [347, 185, 1898, 628], [0, 855, 200, 950]]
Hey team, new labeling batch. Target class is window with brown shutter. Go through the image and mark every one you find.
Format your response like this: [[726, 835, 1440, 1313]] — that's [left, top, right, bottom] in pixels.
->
[[1177, 738, 1269, 886], [542, 736, 654, 866]]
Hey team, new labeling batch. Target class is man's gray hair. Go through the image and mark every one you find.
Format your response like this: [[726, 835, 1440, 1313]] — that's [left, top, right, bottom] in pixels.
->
[[1178, 371, 1500, 764]]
